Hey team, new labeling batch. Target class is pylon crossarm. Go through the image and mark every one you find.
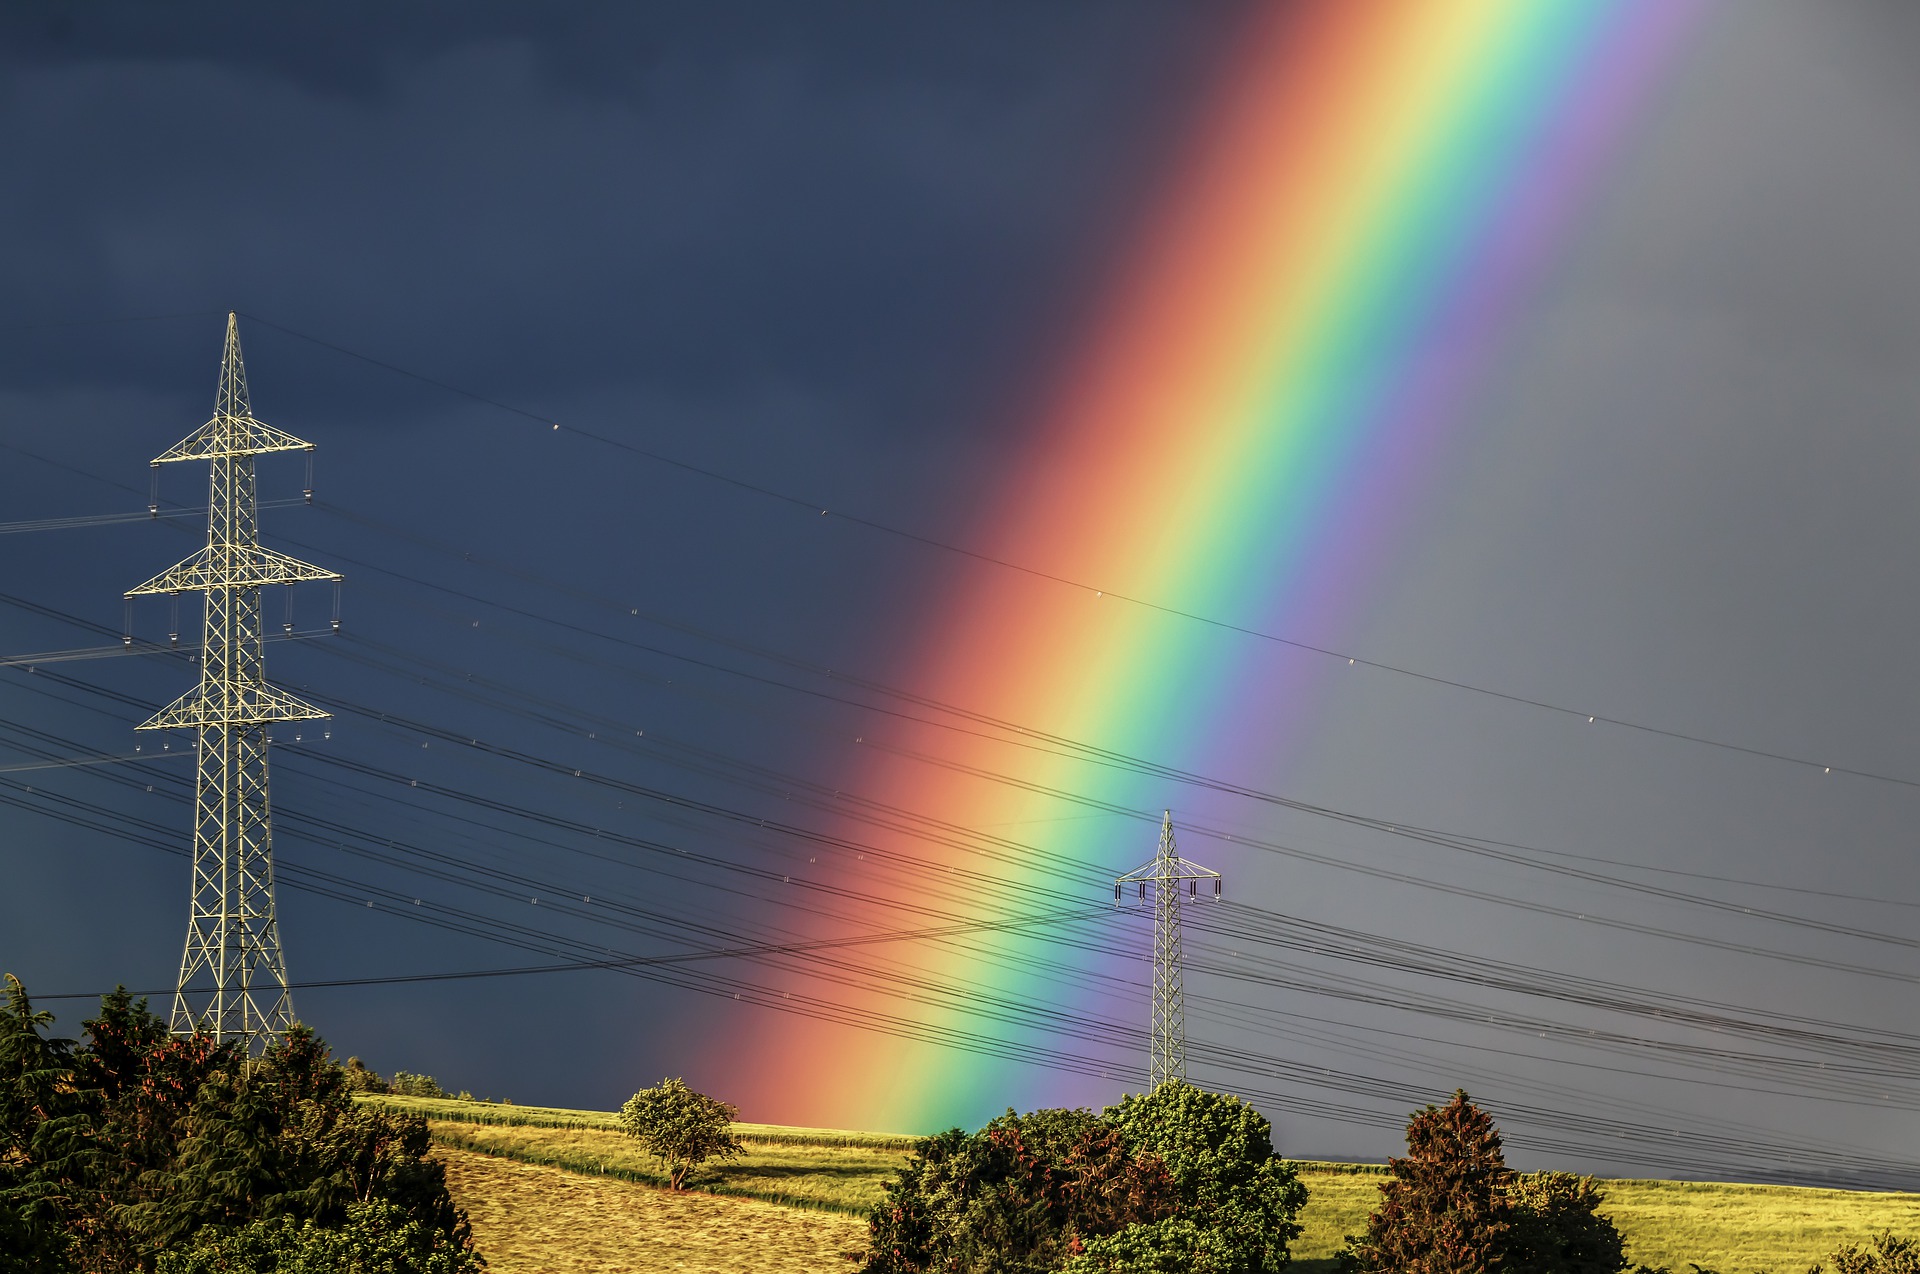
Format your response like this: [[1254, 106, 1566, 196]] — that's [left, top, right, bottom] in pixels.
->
[[137, 682, 329, 731], [1116, 858, 1222, 886], [125, 544, 341, 597], [153, 415, 312, 464]]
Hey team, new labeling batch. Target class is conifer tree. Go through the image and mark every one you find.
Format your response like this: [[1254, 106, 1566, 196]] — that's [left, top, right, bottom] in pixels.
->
[[1342, 1090, 1515, 1274], [0, 975, 85, 1274]]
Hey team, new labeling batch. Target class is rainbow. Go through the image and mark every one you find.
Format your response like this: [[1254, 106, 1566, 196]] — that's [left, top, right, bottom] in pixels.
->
[[714, 0, 1707, 1134]]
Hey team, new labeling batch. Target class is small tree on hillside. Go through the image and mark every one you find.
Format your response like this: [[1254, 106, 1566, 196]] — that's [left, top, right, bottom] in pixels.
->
[[1505, 1172, 1626, 1274], [617, 1077, 742, 1191], [389, 1071, 444, 1099], [343, 1057, 389, 1094], [1341, 1090, 1514, 1274]]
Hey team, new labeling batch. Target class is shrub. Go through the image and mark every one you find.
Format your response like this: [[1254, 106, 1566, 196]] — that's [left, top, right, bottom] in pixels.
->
[[862, 1083, 1306, 1274], [617, 1077, 743, 1190], [343, 1058, 389, 1094], [1812, 1233, 1920, 1274], [1066, 1081, 1308, 1274], [155, 1199, 483, 1274], [862, 1107, 1177, 1274], [389, 1071, 446, 1099], [1505, 1172, 1627, 1274]]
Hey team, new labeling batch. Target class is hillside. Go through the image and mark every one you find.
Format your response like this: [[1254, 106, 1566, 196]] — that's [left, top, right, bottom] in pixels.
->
[[368, 1097, 1920, 1272]]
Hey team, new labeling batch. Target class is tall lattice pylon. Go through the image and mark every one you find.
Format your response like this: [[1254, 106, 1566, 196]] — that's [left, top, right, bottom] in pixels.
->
[[1114, 811, 1221, 1089], [126, 312, 340, 1054]]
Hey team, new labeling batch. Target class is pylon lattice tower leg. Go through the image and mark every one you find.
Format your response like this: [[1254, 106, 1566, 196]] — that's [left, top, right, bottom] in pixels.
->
[[126, 313, 341, 1055], [1115, 810, 1221, 1090], [1151, 814, 1185, 1087]]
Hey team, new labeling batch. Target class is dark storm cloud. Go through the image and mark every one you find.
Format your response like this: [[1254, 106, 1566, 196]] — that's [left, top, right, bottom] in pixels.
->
[[8, 0, 1920, 1181], [0, 0, 1263, 1149], [0, 3, 1242, 443]]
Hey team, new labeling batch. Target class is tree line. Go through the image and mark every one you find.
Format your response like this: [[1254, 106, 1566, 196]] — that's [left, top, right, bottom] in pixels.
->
[[850, 1084, 1918, 1274], [8, 966, 1917, 1272], [0, 976, 479, 1274]]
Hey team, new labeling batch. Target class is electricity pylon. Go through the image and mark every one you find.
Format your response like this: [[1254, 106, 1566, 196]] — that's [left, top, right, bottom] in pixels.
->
[[126, 312, 340, 1054], [1114, 811, 1221, 1089]]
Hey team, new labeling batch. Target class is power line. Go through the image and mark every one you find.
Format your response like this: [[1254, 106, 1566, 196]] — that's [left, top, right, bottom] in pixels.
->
[[7, 699, 1913, 1183], [0, 499, 306, 536], [235, 311, 1920, 792], [16, 665, 1916, 1102], [3, 370, 1920, 1181], [15, 579, 1920, 1002], [4, 425, 1908, 926]]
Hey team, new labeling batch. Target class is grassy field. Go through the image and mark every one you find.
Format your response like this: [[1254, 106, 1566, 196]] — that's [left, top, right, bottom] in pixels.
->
[[389, 1096, 1920, 1272], [439, 1146, 869, 1273], [1286, 1165, 1920, 1272], [365, 1094, 915, 1148], [427, 1119, 902, 1214]]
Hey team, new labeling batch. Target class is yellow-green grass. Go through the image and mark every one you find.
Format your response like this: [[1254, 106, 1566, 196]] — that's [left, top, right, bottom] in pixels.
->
[[391, 1097, 1920, 1270], [426, 1117, 909, 1215], [440, 1145, 868, 1274], [1285, 1165, 1920, 1273], [362, 1093, 918, 1148]]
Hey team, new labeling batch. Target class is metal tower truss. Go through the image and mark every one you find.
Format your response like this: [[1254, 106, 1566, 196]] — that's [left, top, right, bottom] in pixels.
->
[[126, 312, 341, 1054], [1114, 811, 1222, 1089]]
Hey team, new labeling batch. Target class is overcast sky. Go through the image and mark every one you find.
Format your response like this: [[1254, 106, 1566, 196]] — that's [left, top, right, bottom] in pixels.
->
[[4, 2, 1920, 1187]]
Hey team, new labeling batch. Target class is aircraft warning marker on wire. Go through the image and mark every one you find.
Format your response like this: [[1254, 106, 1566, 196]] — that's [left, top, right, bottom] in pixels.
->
[[1114, 811, 1221, 1089], [126, 312, 341, 1054]]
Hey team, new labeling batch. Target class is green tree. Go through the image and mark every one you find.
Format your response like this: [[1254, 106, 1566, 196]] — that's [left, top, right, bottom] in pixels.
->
[[1505, 1172, 1627, 1274], [1341, 1090, 1514, 1274], [343, 1058, 389, 1094], [1064, 1081, 1307, 1274], [861, 1107, 1177, 1274], [155, 1199, 483, 1274], [389, 1072, 445, 1099], [0, 976, 478, 1271], [0, 975, 87, 1274], [616, 1077, 743, 1190], [1812, 1232, 1920, 1274]]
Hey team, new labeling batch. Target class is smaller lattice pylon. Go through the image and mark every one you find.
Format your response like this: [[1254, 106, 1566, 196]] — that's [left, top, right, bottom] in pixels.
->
[[1113, 811, 1221, 1090]]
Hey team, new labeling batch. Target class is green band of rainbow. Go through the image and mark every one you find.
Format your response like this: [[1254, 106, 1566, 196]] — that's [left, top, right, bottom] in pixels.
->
[[721, 0, 1709, 1134]]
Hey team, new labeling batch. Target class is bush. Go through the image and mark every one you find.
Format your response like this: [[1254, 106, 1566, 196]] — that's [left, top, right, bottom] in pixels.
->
[[1813, 1233, 1920, 1274], [389, 1072, 446, 1099], [617, 1077, 743, 1190], [1506, 1172, 1627, 1274], [156, 1200, 483, 1273], [1066, 1082, 1308, 1274], [0, 976, 478, 1273], [862, 1082, 1306, 1274], [343, 1058, 389, 1094], [862, 1107, 1177, 1274]]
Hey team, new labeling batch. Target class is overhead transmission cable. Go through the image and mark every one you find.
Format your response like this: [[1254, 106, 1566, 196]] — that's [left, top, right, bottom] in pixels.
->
[[290, 506, 1920, 917], [7, 698, 1912, 1181], [225, 313, 1920, 792], [3, 429, 1920, 1181], [15, 667, 1918, 1114]]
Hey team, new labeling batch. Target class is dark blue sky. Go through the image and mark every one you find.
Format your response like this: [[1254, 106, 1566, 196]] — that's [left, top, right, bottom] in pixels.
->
[[6, 2, 1920, 1185]]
